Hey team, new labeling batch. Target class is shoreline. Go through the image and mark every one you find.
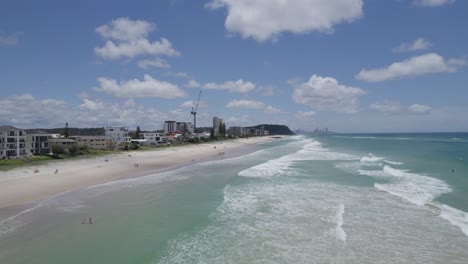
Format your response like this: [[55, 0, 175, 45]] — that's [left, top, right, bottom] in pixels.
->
[[0, 136, 281, 221]]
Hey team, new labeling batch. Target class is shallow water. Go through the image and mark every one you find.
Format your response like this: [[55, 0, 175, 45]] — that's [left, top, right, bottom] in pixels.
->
[[1, 134, 467, 263]]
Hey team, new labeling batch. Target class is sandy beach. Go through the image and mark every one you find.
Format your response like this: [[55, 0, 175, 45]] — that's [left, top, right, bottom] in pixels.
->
[[0, 137, 278, 216]]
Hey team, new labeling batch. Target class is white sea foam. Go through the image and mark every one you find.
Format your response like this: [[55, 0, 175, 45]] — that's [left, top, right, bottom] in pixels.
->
[[374, 166, 451, 206], [351, 136, 377, 139], [383, 160, 404, 165], [439, 204, 468, 236], [360, 153, 384, 163], [335, 204, 346, 241], [357, 169, 389, 179], [239, 139, 359, 179]]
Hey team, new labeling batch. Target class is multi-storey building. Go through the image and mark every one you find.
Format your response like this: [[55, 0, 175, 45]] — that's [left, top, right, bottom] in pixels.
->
[[228, 126, 243, 137], [73, 136, 113, 150], [0, 126, 28, 158], [50, 138, 77, 150], [164, 121, 176, 134], [213, 117, 223, 136], [26, 130, 52, 155], [141, 132, 167, 143], [105, 127, 131, 147]]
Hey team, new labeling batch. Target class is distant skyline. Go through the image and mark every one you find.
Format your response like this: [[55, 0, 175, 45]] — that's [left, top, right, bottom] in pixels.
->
[[1, 0, 467, 133]]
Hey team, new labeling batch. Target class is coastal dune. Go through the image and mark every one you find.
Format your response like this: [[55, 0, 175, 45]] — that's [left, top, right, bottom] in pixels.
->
[[0, 137, 276, 214]]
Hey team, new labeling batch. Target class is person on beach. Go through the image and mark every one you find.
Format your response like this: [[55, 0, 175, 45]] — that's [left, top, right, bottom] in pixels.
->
[[55, 169, 58, 174]]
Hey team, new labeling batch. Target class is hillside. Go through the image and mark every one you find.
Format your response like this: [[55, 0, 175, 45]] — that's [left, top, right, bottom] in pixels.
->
[[247, 124, 295, 135]]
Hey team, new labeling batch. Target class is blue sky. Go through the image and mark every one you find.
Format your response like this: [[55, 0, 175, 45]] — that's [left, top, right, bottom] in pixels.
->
[[0, 0, 467, 132]]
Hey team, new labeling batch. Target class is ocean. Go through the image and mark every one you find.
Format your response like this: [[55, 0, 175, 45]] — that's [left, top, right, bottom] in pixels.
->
[[1, 133, 467, 263]]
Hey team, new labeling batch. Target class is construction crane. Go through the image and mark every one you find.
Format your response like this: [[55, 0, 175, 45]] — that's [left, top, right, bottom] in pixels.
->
[[191, 90, 202, 133]]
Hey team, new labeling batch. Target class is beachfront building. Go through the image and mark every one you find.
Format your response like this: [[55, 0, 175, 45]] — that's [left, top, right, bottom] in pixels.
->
[[164, 121, 176, 134], [105, 127, 131, 148], [228, 126, 243, 137], [26, 130, 52, 155], [50, 138, 77, 150], [142, 132, 167, 144], [0, 126, 29, 158], [213, 117, 223, 136], [73, 136, 113, 150]]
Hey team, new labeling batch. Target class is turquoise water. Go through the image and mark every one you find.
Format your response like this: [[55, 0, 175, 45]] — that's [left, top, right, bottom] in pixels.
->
[[1, 134, 468, 263]]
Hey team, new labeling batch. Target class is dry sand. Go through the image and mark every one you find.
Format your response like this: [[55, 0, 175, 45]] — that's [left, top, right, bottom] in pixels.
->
[[0, 137, 278, 211]]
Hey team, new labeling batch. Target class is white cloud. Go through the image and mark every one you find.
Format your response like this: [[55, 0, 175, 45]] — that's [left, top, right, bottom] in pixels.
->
[[226, 99, 265, 109], [95, 18, 180, 60], [206, 0, 363, 42], [370, 101, 431, 115], [0, 94, 191, 130], [164, 71, 190, 78], [80, 98, 105, 111], [138, 58, 171, 69], [202, 79, 256, 93], [295, 111, 316, 119], [408, 104, 431, 114], [0, 32, 21, 46], [96, 17, 155, 41], [264, 106, 282, 114], [413, 0, 455, 7], [393, 38, 432, 53], [292, 74, 366, 113], [356, 53, 466, 82], [181, 100, 208, 108], [186, 80, 201, 88], [226, 99, 283, 114], [93, 74, 186, 99]]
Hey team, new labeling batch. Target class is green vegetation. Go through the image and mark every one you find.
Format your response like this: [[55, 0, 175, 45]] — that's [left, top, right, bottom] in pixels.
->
[[0, 155, 54, 171]]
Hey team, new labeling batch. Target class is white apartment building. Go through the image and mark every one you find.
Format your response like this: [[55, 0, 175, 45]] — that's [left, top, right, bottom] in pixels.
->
[[141, 132, 167, 143], [0, 126, 29, 158], [26, 130, 52, 155], [105, 127, 131, 148]]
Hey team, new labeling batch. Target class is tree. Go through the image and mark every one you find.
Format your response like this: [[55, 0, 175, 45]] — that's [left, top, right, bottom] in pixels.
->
[[68, 145, 79, 156], [51, 144, 65, 157], [135, 126, 141, 139], [63, 122, 70, 138], [210, 128, 214, 140]]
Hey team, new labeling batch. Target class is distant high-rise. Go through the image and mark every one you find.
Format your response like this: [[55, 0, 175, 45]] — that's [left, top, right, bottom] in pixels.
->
[[164, 121, 176, 134], [213, 117, 223, 136]]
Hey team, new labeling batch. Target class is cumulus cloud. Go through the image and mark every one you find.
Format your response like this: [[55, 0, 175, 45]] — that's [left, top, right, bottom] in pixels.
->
[[413, 0, 455, 7], [95, 17, 180, 60], [0, 94, 189, 129], [370, 101, 431, 115], [226, 99, 282, 113], [93, 74, 186, 99], [226, 99, 265, 109], [408, 104, 431, 114], [138, 58, 171, 69], [205, 0, 363, 42], [0, 32, 21, 46], [295, 111, 317, 119], [181, 100, 208, 108], [356, 53, 466, 82], [292, 74, 366, 113], [164, 71, 190, 78], [187, 79, 256, 93], [186, 80, 201, 88], [393, 38, 432, 53], [369, 101, 404, 113], [203, 79, 256, 93]]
